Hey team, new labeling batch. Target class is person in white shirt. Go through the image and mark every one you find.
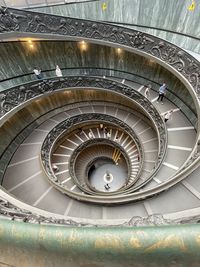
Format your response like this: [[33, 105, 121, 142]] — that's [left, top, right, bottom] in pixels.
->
[[33, 67, 42, 79], [144, 84, 151, 98], [52, 163, 59, 172], [107, 131, 111, 139], [163, 109, 174, 122], [88, 131, 93, 139], [55, 65, 63, 77]]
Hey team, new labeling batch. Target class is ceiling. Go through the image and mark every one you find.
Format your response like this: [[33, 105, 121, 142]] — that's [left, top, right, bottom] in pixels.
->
[[0, 0, 92, 9]]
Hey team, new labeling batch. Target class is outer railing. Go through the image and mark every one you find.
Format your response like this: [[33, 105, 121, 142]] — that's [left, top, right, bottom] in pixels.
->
[[0, 6, 199, 170], [0, 75, 199, 204], [0, 6, 199, 218], [0, 7, 200, 106], [0, 76, 166, 161], [0, 67, 197, 127]]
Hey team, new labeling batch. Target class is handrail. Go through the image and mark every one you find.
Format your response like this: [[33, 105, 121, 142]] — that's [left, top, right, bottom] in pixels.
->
[[41, 113, 145, 197], [0, 77, 197, 205], [0, 76, 166, 164], [0, 66, 195, 115], [0, 6, 199, 217], [0, 7, 200, 108], [0, 66, 197, 128], [46, 119, 143, 196]]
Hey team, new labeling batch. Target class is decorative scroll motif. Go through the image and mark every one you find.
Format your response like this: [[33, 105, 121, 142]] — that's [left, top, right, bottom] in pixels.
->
[[0, 7, 19, 32], [3, 194, 200, 226], [41, 117, 142, 195], [0, 76, 166, 166], [0, 80, 56, 117], [123, 214, 173, 226], [0, 7, 200, 100], [0, 196, 174, 226]]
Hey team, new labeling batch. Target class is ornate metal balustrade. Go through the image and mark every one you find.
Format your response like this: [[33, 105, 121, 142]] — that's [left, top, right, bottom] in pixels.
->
[[0, 74, 198, 206], [0, 7, 200, 104], [41, 114, 146, 198], [0, 195, 173, 226], [0, 6, 199, 172], [0, 6, 199, 221], [0, 76, 166, 165]]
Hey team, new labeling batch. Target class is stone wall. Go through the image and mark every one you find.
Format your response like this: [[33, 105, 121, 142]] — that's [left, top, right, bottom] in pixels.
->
[[31, 0, 200, 53]]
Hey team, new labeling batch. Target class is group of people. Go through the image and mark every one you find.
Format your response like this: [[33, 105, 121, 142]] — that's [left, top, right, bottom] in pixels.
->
[[100, 124, 111, 138], [33, 68, 174, 124], [33, 65, 63, 80], [79, 125, 112, 139]]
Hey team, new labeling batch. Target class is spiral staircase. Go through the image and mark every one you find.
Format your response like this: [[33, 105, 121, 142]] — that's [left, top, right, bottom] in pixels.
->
[[0, 3, 200, 267]]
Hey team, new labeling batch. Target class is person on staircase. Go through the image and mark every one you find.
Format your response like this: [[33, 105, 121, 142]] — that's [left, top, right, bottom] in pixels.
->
[[55, 65, 63, 77], [144, 84, 151, 99], [163, 109, 174, 122], [157, 82, 167, 104]]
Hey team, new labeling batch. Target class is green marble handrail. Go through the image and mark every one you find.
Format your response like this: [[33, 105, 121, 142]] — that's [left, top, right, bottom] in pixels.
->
[[0, 219, 200, 266]]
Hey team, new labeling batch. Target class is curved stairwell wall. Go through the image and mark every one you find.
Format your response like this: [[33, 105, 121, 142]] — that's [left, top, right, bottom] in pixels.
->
[[0, 41, 197, 124], [0, 6, 200, 266], [32, 0, 200, 53]]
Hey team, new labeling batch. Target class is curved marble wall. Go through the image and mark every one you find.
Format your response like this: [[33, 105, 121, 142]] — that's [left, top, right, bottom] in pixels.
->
[[32, 0, 200, 53], [0, 41, 195, 115]]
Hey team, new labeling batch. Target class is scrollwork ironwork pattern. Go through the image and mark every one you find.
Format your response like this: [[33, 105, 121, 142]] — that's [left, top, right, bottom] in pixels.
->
[[0, 196, 175, 226], [41, 113, 145, 197], [57, 131, 139, 195], [6, 195, 200, 227], [0, 76, 166, 167], [1, 7, 200, 99], [3, 194, 200, 226]]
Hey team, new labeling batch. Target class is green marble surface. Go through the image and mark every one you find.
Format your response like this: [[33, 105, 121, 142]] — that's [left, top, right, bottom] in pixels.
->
[[31, 0, 200, 53], [0, 219, 200, 266], [0, 41, 194, 112]]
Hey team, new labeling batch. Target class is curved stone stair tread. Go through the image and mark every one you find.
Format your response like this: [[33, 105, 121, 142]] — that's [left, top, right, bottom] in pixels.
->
[[143, 181, 200, 215], [51, 104, 159, 151], [22, 129, 49, 143], [3, 156, 42, 190], [141, 148, 194, 190], [36, 119, 58, 131], [1, 91, 197, 220]]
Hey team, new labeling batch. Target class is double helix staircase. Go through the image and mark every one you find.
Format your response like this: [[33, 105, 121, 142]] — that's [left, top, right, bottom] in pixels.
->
[[2, 84, 197, 221]]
